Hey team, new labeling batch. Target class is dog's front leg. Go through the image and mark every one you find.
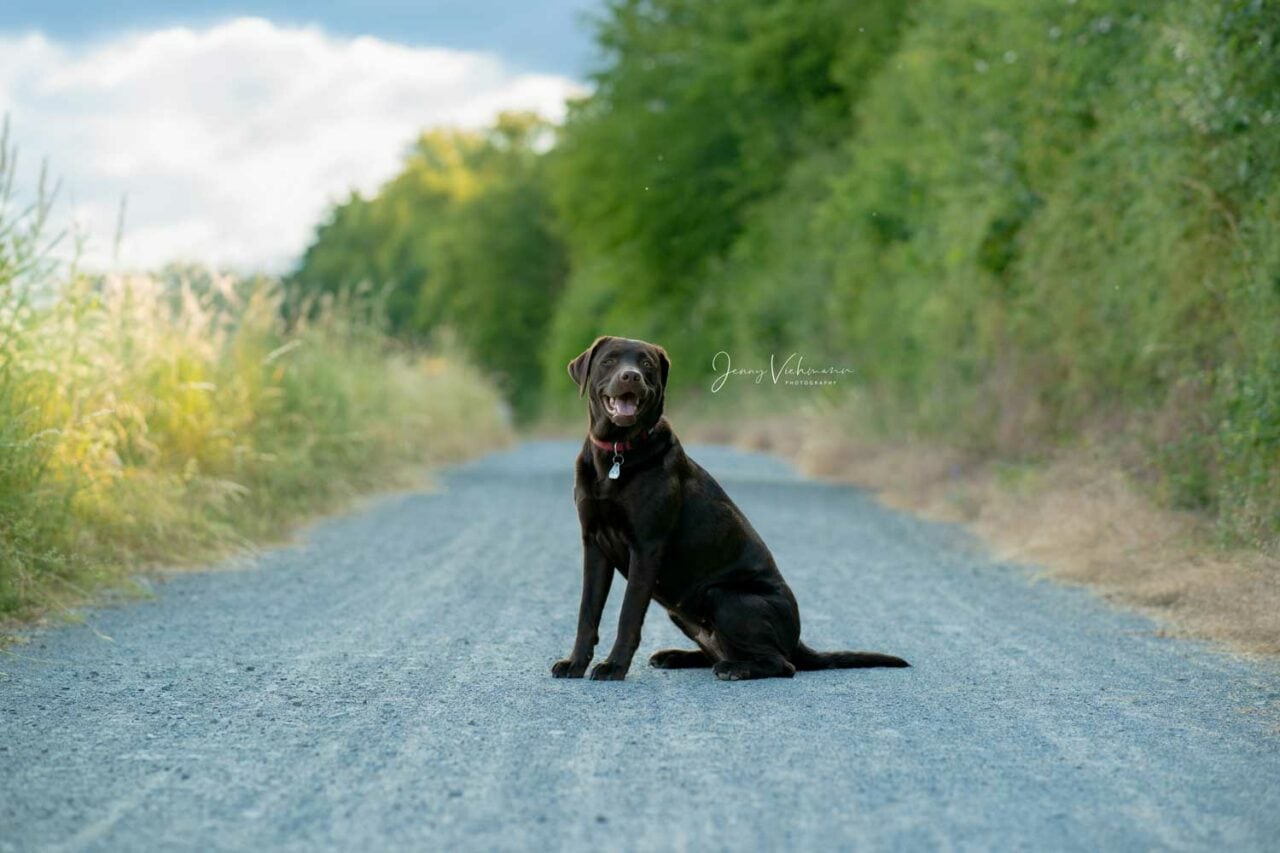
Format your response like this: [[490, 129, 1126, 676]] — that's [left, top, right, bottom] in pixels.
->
[[590, 546, 661, 681], [552, 541, 613, 678]]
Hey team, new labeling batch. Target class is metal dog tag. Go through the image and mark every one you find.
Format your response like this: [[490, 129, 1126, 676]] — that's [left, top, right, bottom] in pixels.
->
[[608, 454, 623, 480]]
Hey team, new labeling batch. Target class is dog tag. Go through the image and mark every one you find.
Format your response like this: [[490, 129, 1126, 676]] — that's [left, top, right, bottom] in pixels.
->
[[608, 454, 623, 480]]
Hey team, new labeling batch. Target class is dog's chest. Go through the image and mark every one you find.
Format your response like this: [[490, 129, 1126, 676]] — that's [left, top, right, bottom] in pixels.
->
[[590, 521, 632, 562], [593, 530, 631, 574], [580, 497, 633, 565]]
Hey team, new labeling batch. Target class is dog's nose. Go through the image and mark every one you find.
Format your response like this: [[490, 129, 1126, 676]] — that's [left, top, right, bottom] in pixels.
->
[[619, 369, 641, 384]]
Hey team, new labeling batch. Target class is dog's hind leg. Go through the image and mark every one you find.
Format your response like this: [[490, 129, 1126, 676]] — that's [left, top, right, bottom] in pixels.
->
[[650, 610, 717, 668], [650, 649, 712, 668], [706, 588, 799, 681], [712, 656, 795, 681]]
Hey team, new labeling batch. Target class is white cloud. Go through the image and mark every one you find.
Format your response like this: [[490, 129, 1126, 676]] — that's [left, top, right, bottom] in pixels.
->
[[0, 18, 582, 271]]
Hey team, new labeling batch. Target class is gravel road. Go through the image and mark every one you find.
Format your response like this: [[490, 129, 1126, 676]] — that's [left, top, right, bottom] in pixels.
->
[[2, 440, 1278, 851]]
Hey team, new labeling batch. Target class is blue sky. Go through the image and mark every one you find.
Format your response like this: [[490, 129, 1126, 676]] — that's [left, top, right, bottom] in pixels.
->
[[0, 0, 602, 75], [0, 2, 599, 270]]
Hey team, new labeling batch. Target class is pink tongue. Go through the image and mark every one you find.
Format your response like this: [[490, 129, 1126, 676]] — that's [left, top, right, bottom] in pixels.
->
[[615, 397, 638, 416]]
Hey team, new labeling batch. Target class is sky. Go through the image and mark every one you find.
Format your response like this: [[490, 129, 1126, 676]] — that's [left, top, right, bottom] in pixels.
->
[[0, 1, 598, 272]]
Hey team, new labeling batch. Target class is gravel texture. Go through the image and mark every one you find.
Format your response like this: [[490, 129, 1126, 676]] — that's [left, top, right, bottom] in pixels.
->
[[2, 440, 1278, 851]]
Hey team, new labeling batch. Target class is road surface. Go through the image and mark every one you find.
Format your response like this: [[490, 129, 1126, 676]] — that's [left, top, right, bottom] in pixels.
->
[[2, 441, 1278, 851]]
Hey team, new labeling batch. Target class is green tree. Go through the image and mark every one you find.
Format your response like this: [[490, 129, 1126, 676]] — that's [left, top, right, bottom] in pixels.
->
[[545, 0, 913, 393], [292, 113, 566, 417]]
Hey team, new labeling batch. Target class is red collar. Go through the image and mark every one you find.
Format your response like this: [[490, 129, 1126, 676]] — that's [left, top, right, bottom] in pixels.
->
[[588, 425, 658, 453]]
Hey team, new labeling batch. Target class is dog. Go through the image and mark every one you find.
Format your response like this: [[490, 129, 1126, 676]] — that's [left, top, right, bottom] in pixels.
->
[[551, 335, 909, 681]]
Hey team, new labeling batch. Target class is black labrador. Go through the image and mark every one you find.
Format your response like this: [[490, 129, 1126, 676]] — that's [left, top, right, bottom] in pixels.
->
[[551, 335, 909, 681]]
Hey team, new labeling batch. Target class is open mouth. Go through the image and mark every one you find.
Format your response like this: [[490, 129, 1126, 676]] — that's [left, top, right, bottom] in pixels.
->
[[603, 392, 640, 419]]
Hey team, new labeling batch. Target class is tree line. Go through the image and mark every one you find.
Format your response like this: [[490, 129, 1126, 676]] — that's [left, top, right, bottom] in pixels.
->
[[291, 0, 1279, 547]]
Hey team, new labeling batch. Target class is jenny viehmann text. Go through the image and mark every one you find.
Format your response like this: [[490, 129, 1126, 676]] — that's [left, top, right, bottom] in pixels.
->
[[711, 351, 854, 392]]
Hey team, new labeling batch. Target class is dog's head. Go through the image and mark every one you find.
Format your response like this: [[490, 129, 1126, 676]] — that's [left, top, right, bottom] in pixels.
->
[[567, 336, 670, 431]]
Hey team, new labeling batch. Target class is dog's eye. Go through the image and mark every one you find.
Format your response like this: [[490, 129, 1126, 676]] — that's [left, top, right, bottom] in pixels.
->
[[640, 359, 652, 368]]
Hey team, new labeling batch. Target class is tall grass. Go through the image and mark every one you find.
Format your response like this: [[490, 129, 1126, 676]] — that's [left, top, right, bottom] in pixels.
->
[[0, 135, 510, 624]]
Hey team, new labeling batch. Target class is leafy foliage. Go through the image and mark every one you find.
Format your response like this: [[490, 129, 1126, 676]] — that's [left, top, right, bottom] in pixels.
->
[[293, 0, 1280, 547], [545, 0, 913, 377], [291, 113, 565, 416]]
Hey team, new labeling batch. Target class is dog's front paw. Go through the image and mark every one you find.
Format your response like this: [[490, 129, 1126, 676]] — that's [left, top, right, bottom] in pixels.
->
[[589, 660, 629, 681], [551, 657, 590, 678]]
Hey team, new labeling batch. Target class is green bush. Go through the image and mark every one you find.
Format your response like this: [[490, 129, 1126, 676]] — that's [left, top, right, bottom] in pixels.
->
[[831, 0, 1277, 545], [700, 0, 1279, 545]]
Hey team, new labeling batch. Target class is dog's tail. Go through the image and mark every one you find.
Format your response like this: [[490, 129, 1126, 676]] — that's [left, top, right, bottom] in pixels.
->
[[792, 642, 910, 670]]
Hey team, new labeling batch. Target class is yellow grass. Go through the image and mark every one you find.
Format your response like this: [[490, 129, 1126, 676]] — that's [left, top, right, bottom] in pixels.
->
[[1, 268, 511, 628]]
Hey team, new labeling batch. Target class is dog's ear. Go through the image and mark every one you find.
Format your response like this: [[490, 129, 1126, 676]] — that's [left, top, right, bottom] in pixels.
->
[[654, 345, 671, 389], [567, 336, 610, 397]]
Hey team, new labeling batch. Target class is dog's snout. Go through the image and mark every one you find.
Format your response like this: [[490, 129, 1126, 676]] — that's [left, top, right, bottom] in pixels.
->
[[619, 368, 642, 384]]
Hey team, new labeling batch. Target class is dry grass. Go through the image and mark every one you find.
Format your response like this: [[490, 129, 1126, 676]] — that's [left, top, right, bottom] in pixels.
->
[[0, 268, 512, 631], [0, 129, 514, 633], [685, 408, 1280, 658]]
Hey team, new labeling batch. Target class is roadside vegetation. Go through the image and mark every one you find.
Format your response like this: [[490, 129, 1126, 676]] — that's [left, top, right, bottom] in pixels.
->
[[0, 131, 510, 625], [685, 405, 1280, 656], [296, 0, 1278, 558], [292, 113, 566, 419], [8, 0, 1273, 642]]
